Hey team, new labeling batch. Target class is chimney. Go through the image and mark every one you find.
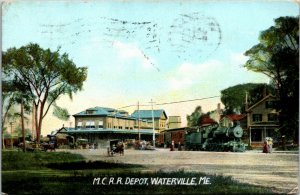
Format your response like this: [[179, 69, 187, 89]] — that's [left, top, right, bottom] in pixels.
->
[[263, 86, 267, 97], [217, 103, 221, 114]]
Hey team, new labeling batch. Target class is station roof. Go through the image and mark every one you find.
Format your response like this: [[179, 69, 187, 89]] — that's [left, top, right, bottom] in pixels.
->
[[131, 109, 168, 119], [73, 106, 135, 120]]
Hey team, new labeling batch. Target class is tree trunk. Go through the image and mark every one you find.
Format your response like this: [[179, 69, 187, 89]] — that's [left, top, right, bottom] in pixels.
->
[[34, 104, 40, 143], [21, 100, 26, 152], [2, 129, 5, 149], [36, 100, 46, 144]]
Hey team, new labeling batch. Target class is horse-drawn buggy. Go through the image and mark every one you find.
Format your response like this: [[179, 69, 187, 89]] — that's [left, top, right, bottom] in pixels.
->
[[107, 140, 124, 156]]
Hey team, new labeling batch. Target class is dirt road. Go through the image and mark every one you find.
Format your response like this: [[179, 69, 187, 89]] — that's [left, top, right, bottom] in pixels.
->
[[64, 148, 299, 194]]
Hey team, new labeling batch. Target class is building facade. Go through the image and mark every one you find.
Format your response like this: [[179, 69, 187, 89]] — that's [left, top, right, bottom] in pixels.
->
[[167, 116, 181, 129], [65, 107, 167, 145], [246, 95, 280, 147], [131, 109, 168, 133]]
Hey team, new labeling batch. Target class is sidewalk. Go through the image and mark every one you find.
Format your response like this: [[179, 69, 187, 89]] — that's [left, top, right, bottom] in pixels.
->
[[248, 148, 299, 154]]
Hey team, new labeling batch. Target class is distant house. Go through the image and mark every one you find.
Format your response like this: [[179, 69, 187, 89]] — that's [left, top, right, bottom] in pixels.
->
[[49, 126, 72, 146], [209, 103, 223, 124], [167, 116, 181, 129], [199, 115, 218, 127], [220, 114, 247, 128], [246, 94, 280, 147]]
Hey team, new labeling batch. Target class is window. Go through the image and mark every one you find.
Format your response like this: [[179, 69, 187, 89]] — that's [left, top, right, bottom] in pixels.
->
[[98, 120, 104, 129], [76, 122, 82, 129], [266, 129, 275, 137], [268, 114, 278, 122], [86, 110, 95, 114], [251, 129, 262, 141], [252, 114, 262, 122], [86, 121, 95, 129], [119, 126, 122, 129], [266, 101, 277, 109]]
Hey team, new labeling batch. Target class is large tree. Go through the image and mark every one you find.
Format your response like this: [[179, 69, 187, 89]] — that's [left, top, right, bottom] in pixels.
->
[[187, 106, 203, 127], [244, 16, 299, 143], [2, 43, 87, 143], [1, 79, 32, 150], [221, 83, 274, 114]]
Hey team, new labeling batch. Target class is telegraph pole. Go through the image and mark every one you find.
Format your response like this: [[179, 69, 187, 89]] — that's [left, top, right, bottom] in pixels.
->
[[10, 122, 13, 149], [137, 101, 141, 142], [150, 99, 155, 147], [21, 100, 26, 152]]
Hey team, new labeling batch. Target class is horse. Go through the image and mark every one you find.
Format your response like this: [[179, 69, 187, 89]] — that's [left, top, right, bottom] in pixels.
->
[[113, 142, 124, 156]]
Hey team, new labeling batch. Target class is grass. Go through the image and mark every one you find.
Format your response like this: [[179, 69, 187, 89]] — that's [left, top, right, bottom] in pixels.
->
[[2, 151, 278, 195]]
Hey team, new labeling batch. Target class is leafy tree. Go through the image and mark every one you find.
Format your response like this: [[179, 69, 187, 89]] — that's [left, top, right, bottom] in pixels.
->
[[244, 16, 299, 143], [187, 106, 202, 127], [221, 83, 274, 114], [52, 105, 70, 121], [2, 75, 33, 151], [2, 43, 87, 143]]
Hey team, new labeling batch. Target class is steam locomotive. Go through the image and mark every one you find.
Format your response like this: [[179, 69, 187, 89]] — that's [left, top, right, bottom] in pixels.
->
[[158, 122, 247, 152], [185, 122, 247, 152]]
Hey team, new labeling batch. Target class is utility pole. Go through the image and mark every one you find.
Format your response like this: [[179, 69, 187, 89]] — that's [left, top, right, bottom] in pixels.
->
[[245, 91, 249, 110], [21, 100, 26, 152], [137, 101, 141, 142], [150, 99, 155, 147], [10, 122, 13, 149]]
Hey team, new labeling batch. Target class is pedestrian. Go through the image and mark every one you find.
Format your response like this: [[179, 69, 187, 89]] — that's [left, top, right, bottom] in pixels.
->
[[262, 140, 268, 153], [178, 142, 182, 151], [268, 137, 273, 153], [170, 140, 175, 151]]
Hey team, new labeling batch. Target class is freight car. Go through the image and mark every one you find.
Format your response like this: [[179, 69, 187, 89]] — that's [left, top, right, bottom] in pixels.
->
[[157, 127, 197, 148], [185, 122, 247, 152], [158, 128, 186, 147]]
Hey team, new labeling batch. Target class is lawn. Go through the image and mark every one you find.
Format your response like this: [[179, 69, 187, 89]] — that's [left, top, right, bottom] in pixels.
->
[[2, 151, 278, 195]]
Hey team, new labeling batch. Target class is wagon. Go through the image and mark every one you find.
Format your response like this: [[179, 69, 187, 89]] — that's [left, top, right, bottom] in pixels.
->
[[107, 140, 124, 156]]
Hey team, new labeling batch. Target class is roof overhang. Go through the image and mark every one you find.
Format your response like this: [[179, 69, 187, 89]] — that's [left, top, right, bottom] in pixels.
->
[[66, 129, 158, 135]]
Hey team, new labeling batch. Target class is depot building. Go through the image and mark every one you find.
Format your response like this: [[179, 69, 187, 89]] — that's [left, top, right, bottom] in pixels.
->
[[60, 106, 168, 146]]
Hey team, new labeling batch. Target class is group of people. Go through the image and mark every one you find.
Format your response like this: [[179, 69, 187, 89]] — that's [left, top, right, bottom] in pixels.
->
[[170, 141, 182, 151], [263, 137, 273, 153]]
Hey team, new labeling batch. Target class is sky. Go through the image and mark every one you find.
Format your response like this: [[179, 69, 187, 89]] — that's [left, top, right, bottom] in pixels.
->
[[2, 0, 299, 136]]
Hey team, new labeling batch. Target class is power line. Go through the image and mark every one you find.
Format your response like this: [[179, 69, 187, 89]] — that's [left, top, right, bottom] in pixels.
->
[[117, 95, 220, 109], [154, 95, 220, 106], [117, 105, 136, 109]]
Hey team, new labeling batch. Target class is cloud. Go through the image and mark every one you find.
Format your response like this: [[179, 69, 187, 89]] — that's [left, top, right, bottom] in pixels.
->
[[230, 52, 249, 66], [112, 40, 154, 70], [168, 60, 224, 90], [113, 41, 141, 59]]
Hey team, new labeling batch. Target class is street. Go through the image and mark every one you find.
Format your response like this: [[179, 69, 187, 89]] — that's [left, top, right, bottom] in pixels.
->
[[63, 148, 299, 194]]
